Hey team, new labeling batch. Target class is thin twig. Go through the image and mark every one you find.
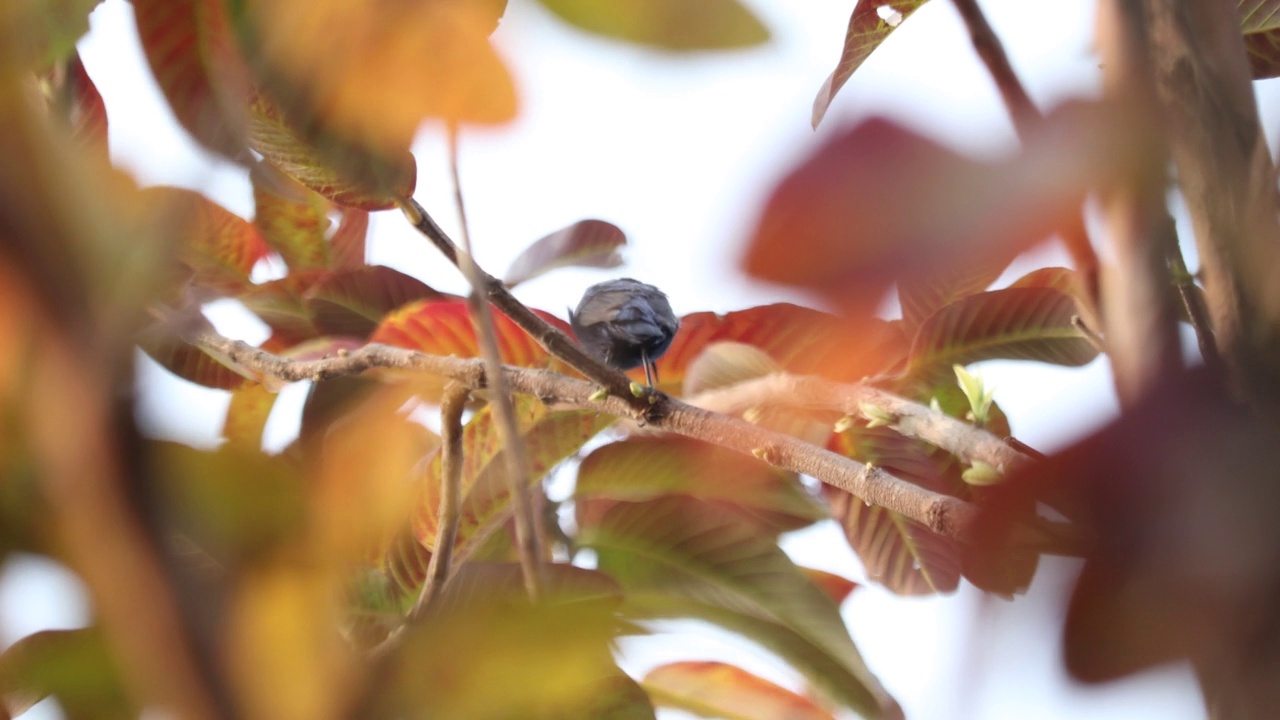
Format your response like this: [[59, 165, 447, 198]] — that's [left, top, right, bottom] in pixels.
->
[[1166, 225, 1224, 375], [445, 130, 542, 599], [951, 0, 1038, 136], [410, 382, 469, 621], [186, 330, 1082, 551], [394, 197, 641, 407], [951, 0, 1102, 317]]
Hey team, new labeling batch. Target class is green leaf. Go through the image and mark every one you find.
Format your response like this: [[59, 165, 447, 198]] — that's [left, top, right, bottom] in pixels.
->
[[0, 628, 131, 720], [222, 382, 277, 449], [827, 426, 961, 595], [643, 661, 835, 720], [905, 286, 1099, 380], [580, 497, 897, 718], [537, 0, 769, 51], [812, 1, 930, 127], [377, 562, 640, 719], [503, 219, 627, 287], [574, 437, 828, 534]]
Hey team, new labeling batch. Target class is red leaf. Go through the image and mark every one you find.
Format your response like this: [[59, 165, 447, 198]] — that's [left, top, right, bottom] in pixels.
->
[[1242, 0, 1280, 78], [745, 104, 1134, 320], [655, 304, 907, 393], [143, 339, 249, 390], [812, 1, 928, 127], [502, 219, 627, 287], [371, 300, 568, 368], [827, 426, 962, 595], [132, 0, 249, 158]]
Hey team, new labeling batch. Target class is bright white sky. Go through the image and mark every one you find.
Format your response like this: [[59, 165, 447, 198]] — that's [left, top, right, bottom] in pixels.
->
[[0, 0, 1227, 718]]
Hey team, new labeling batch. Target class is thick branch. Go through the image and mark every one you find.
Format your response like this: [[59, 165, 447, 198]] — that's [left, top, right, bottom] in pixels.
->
[[688, 373, 1033, 475], [1139, 0, 1280, 407], [189, 331, 1060, 547]]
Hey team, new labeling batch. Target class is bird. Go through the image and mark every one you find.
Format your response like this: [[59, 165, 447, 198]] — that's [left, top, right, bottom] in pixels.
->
[[569, 278, 679, 388]]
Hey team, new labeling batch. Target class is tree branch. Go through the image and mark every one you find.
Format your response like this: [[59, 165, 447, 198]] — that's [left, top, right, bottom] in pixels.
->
[[446, 131, 542, 598], [410, 382, 469, 622], [951, 0, 1102, 321], [687, 373, 1034, 475], [187, 330, 1079, 550], [395, 197, 643, 408]]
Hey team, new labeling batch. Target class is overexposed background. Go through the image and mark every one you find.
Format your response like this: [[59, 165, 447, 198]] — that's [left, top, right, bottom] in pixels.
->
[[2, 1, 1222, 717]]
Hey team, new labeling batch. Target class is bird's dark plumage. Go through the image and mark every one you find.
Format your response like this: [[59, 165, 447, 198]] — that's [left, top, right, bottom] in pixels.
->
[[570, 278, 678, 385]]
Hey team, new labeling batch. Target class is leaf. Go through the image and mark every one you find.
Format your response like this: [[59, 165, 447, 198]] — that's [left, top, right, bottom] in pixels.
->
[[371, 299, 571, 368], [643, 661, 834, 720], [238, 272, 326, 344], [13, 0, 101, 68], [905, 286, 1100, 380], [132, 0, 250, 158], [143, 337, 251, 390], [330, 208, 369, 269], [43, 51, 109, 153], [1241, 0, 1280, 78], [827, 426, 962, 595], [222, 382, 277, 449], [656, 304, 908, 394], [376, 562, 641, 719], [574, 437, 828, 534], [898, 259, 1009, 333], [745, 104, 1136, 320], [682, 341, 781, 396], [1007, 265, 1101, 334], [144, 186, 269, 292], [580, 497, 898, 718], [799, 567, 859, 606], [812, 0, 929, 127], [306, 266, 455, 338], [251, 166, 332, 272], [0, 628, 130, 720], [537, 0, 769, 51], [503, 219, 627, 287], [410, 396, 614, 579], [238, 0, 515, 157], [246, 92, 416, 210]]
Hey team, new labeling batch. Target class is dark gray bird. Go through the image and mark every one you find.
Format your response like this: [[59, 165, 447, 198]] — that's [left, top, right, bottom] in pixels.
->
[[569, 278, 679, 387]]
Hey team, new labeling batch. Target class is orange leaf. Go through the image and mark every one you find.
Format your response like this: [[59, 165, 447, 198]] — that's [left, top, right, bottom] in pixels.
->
[[143, 187, 269, 292], [241, 0, 515, 156], [330, 208, 369, 270], [133, 0, 250, 158], [251, 167, 333, 272], [799, 567, 859, 606], [643, 661, 835, 720], [371, 299, 568, 368]]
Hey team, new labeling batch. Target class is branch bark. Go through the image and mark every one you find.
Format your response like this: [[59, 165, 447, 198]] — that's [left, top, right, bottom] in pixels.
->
[[411, 382, 469, 622], [188, 330, 1072, 549]]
